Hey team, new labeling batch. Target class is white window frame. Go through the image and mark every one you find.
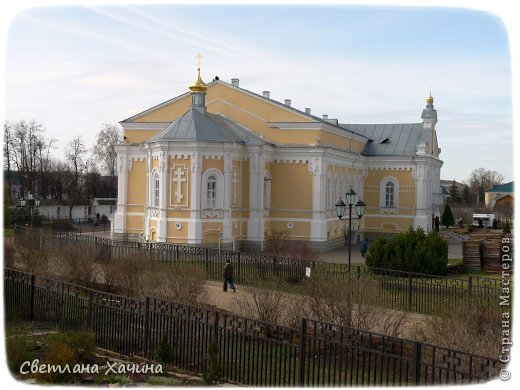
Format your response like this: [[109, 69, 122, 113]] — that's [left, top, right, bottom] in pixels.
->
[[379, 176, 399, 211], [263, 171, 271, 210], [152, 169, 160, 207], [202, 169, 224, 210]]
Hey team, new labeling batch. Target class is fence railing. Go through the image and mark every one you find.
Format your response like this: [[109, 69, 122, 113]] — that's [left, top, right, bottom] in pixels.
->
[[4, 268, 503, 386], [13, 225, 507, 315]]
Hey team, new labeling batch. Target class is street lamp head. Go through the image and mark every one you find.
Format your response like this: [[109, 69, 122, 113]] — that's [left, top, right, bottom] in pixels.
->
[[335, 198, 346, 220], [20, 198, 26, 207], [345, 187, 356, 206], [27, 192, 34, 200], [356, 199, 366, 219], [35, 198, 40, 207]]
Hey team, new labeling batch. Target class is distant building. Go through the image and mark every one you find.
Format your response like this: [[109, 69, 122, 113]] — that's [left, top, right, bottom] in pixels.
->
[[485, 181, 514, 208], [38, 198, 117, 220], [485, 182, 514, 223]]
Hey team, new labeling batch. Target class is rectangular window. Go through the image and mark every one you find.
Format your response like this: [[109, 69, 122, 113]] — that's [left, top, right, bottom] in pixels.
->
[[385, 184, 394, 207], [207, 180, 216, 209], [154, 174, 160, 207]]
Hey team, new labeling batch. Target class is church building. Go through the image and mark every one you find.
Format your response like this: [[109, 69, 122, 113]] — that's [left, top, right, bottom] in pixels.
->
[[113, 61, 443, 250]]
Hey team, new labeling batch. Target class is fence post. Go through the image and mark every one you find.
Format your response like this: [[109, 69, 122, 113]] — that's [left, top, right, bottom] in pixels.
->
[[86, 290, 94, 330], [213, 311, 220, 341], [299, 318, 307, 387], [205, 248, 209, 277], [143, 297, 150, 358], [272, 256, 277, 277], [407, 272, 413, 311], [468, 276, 473, 298], [412, 341, 422, 385], [237, 252, 241, 284], [29, 274, 36, 322]]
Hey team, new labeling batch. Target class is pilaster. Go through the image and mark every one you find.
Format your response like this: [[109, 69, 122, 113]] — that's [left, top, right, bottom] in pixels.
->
[[309, 155, 328, 241], [189, 151, 203, 244], [113, 151, 128, 234], [157, 150, 168, 242], [247, 146, 265, 243]]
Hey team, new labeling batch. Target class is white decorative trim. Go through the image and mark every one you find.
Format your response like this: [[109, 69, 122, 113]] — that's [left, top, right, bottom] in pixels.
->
[[379, 176, 400, 210], [202, 209, 224, 218], [202, 168, 224, 210], [170, 164, 188, 207]]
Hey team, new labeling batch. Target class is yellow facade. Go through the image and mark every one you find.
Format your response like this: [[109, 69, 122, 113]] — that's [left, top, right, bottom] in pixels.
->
[[114, 75, 443, 248]]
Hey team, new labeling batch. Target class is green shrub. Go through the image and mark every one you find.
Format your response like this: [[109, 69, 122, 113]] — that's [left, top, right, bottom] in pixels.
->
[[154, 334, 175, 365], [365, 227, 448, 275], [35, 341, 77, 383], [203, 341, 221, 384], [35, 331, 96, 383], [441, 204, 455, 228], [45, 331, 96, 362], [6, 335, 37, 375]]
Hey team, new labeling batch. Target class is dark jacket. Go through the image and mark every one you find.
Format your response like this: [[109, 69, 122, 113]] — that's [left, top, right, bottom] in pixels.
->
[[223, 262, 233, 279]]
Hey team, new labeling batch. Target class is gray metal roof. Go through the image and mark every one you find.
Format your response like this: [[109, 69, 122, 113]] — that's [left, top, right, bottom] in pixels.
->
[[148, 108, 267, 144], [339, 123, 430, 156]]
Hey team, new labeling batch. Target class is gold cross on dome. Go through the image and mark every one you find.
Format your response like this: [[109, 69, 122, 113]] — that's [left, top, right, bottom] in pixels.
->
[[196, 53, 203, 69]]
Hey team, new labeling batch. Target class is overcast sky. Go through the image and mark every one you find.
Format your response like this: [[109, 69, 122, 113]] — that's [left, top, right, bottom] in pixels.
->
[[1, 0, 517, 183]]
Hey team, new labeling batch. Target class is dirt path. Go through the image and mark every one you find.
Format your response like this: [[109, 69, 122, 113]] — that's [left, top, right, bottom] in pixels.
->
[[202, 280, 428, 340]]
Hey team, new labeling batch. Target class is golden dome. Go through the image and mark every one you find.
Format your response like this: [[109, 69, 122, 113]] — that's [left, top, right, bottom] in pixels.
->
[[426, 91, 434, 104], [189, 67, 207, 93]]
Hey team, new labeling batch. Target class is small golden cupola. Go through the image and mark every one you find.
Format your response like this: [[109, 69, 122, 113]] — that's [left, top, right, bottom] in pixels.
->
[[189, 53, 208, 93], [426, 90, 434, 104], [189, 53, 208, 112]]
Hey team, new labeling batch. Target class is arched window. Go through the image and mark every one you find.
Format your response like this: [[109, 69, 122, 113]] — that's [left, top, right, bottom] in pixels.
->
[[153, 171, 160, 207], [207, 175, 217, 209], [202, 169, 224, 210], [379, 176, 399, 210], [385, 182, 395, 207]]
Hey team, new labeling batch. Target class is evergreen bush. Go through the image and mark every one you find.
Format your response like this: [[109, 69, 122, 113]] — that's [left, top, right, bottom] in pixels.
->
[[441, 204, 455, 228], [365, 227, 448, 275], [154, 334, 175, 365]]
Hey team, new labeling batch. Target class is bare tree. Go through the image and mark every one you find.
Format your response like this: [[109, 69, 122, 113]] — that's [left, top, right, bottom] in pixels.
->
[[64, 137, 89, 219], [92, 123, 122, 197], [3, 121, 13, 197], [3, 120, 54, 199], [468, 167, 504, 207]]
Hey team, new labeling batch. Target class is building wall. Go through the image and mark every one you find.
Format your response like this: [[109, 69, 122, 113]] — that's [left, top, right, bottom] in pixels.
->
[[364, 168, 416, 233], [115, 82, 442, 246]]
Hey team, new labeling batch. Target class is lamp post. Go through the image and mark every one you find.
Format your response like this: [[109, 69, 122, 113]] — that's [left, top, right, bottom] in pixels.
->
[[20, 192, 40, 228], [336, 187, 366, 272]]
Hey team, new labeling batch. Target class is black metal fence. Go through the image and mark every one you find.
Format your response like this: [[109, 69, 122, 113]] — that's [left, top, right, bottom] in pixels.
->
[[4, 268, 503, 386], [13, 225, 507, 315]]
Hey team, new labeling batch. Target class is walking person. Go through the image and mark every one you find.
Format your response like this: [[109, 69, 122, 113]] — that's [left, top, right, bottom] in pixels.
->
[[223, 259, 236, 292], [360, 237, 368, 258]]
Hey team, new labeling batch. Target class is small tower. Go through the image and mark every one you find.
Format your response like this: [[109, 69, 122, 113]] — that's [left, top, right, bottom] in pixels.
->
[[188, 53, 208, 113], [421, 90, 437, 130]]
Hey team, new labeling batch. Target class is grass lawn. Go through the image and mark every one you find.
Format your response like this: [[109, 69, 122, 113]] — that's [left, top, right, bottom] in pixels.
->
[[448, 258, 462, 266], [4, 227, 15, 237]]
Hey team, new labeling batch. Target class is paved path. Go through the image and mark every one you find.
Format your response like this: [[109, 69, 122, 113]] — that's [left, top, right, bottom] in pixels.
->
[[314, 241, 462, 264]]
